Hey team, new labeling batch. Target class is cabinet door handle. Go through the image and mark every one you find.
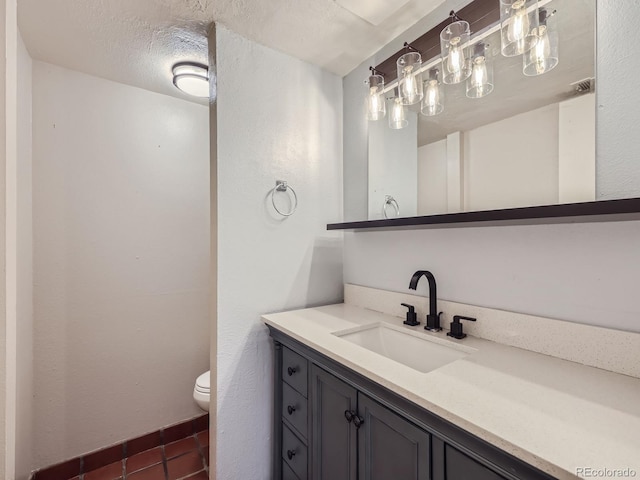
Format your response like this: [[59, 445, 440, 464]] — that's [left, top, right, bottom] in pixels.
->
[[353, 415, 364, 428], [287, 449, 296, 460], [287, 405, 296, 415], [287, 366, 297, 376], [344, 409, 354, 423]]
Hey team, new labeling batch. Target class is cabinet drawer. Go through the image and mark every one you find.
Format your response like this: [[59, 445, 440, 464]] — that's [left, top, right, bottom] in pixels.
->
[[283, 347, 308, 397], [282, 382, 308, 438], [283, 424, 308, 480]]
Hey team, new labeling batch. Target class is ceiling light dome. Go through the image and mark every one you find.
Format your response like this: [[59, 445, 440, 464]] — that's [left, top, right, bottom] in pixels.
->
[[172, 62, 209, 98]]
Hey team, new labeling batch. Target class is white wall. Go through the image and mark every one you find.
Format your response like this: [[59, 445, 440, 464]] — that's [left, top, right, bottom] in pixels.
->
[[418, 139, 447, 215], [207, 23, 217, 477], [32, 61, 210, 468], [216, 26, 343, 480], [596, 0, 640, 199], [0, 0, 14, 475], [368, 112, 417, 219], [0, 0, 6, 469], [342, 1, 640, 334], [344, 220, 640, 332], [559, 93, 596, 203], [418, 96, 592, 214], [15, 30, 33, 480], [465, 103, 559, 211]]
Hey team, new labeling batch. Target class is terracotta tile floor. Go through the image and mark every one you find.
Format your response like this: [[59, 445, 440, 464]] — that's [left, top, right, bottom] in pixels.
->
[[74, 430, 209, 480]]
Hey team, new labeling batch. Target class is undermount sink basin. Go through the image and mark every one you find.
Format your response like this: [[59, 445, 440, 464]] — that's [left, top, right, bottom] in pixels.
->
[[333, 323, 475, 373]]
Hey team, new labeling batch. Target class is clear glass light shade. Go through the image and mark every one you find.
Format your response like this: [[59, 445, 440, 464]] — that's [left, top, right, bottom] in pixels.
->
[[466, 43, 494, 99], [389, 97, 408, 129], [421, 69, 444, 116], [523, 22, 559, 76], [500, 0, 539, 57], [366, 74, 386, 120], [440, 21, 472, 85], [397, 52, 424, 105]]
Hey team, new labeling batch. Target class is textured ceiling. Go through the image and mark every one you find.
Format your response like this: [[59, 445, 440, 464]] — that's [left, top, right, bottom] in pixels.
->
[[18, 0, 445, 103]]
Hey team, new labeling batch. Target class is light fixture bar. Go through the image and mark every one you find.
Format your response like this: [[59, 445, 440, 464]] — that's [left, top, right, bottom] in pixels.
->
[[379, 0, 553, 95]]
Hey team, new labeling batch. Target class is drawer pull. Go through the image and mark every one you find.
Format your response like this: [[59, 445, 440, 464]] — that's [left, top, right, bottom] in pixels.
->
[[287, 449, 296, 460], [287, 366, 298, 376], [287, 405, 296, 415]]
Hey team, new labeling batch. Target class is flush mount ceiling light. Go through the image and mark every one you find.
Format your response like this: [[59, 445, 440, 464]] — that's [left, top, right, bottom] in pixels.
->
[[172, 62, 209, 98]]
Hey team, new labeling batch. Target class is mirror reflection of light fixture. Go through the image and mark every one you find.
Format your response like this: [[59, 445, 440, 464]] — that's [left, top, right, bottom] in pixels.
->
[[523, 9, 559, 76], [397, 44, 424, 105], [389, 95, 408, 129], [500, 0, 539, 57], [366, 68, 386, 120], [440, 12, 472, 85], [467, 42, 494, 99], [421, 68, 444, 116], [172, 62, 209, 98]]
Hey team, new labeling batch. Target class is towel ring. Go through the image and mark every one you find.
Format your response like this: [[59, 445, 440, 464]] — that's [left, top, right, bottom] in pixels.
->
[[271, 180, 298, 217], [382, 195, 400, 219]]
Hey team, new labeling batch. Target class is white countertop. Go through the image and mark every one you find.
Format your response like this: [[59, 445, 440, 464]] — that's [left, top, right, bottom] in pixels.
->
[[263, 304, 640, 480]]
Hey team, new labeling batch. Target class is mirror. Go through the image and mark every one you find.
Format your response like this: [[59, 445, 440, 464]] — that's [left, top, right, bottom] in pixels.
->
[[366, 0, 596, 220]]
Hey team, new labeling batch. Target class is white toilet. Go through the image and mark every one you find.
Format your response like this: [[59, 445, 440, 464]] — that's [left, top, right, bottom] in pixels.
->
[[193, 371, 210, 411]]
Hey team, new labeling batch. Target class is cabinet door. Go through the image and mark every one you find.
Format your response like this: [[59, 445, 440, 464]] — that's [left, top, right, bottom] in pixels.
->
[[358, 393, 430, 480], [310, 366, 358, 480], [441, 442, 507, 480]]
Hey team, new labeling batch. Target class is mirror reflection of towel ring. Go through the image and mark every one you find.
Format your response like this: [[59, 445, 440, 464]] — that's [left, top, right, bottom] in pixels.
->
[[271, 180, 298, 217], [383, 195, 400, 219]]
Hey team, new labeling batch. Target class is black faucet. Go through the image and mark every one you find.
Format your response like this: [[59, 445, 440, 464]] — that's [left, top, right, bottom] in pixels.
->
[[408, 270, 442, 331]]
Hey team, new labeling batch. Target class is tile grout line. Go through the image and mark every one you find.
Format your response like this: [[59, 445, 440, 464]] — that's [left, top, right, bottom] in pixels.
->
[[161, 443, 170, 480], [195, 432, 208, 475]]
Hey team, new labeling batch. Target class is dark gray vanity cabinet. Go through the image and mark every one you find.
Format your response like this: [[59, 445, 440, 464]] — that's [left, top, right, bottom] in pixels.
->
[[270, 329, 555, 480], [357, 392, 431, 480], [311, 365, 357, 480], [311, 365, 429, 480]]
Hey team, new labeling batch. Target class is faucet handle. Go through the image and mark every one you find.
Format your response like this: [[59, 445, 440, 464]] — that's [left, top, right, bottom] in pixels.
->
[[447, 315, 476, 340], [401, 303, 419, 326]]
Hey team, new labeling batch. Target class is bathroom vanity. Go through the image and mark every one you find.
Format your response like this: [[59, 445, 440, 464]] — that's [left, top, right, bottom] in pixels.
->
[[264, 300, 640, 480], [269, 332, 552, 480]]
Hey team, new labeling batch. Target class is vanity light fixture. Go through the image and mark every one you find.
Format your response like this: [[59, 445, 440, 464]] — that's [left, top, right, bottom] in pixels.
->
[[363, 3, 561, 127], [172, 62, 209, 98], [466, 42, 494, 98], [500, 0, 539, 57], [366, 67, 387, 120], [421, 68, 444, 116], [440, 11, 472, 85], [397, 43, 424, 105], [389, 95, 408, 129], [523, 9, 559, 76]]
